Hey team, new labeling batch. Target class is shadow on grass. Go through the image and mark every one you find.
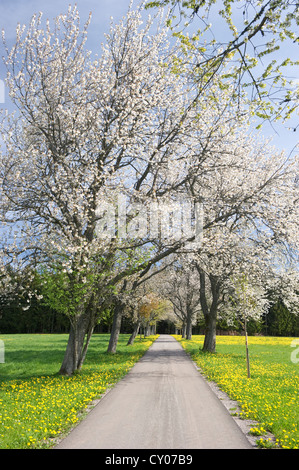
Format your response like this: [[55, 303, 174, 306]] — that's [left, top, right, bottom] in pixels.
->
[[0, 334, 156, 383]]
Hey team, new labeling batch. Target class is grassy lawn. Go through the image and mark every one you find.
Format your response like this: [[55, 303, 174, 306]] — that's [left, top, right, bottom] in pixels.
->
[[0, 333, 158, 449], [174, 335, 299, 449]]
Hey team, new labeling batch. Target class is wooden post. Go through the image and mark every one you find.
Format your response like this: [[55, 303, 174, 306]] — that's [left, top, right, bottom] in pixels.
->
[[244, 315, 251, 378]]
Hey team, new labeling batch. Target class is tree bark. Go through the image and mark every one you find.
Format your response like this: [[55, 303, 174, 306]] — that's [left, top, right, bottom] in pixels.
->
[[202, 310, 217, 352], [127, 319, 141, 345], [59, 314, 91, 375], [144, 322, 151, 337], [59, 294, 99, 375], [186, 308, 192, 340], [77, 322, 95, 370], [181, 321, 186, 338], [198, 267, 221, 353], [107, 302, 122, 353]]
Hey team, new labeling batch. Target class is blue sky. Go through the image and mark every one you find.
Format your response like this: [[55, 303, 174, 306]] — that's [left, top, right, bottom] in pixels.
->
[[0, 0, 297, 156], [0, 0, 129, 42]]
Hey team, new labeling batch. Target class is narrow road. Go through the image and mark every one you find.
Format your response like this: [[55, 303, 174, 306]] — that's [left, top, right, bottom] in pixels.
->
[[55, 335, 252, 449]]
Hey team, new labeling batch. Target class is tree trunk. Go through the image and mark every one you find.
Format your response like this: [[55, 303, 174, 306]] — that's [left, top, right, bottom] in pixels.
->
[[198, 267, 220, 353], [144, 322, 151, 337], [59, 314, 91, 375], [59, 294, 98, 375], [202, 311, 217, 352], [107, 302, 122, 353], [186, 308, 192, 340], [127, 320, 141, 345], [186, 318, 192, 340], [77, 322, 95, 370]]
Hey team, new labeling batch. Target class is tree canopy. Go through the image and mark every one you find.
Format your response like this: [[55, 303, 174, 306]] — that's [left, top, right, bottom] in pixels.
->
[[146, 0, 299, 128]]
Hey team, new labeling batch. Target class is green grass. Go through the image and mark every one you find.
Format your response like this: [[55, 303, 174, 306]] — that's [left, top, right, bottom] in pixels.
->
[[0, 333, 158, 449], [174, 335, 299, 449]]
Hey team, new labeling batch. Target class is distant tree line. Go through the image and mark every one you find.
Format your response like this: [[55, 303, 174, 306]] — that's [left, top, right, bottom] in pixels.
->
[[0, 286, 134, 334], [1, 290, 298, 337]]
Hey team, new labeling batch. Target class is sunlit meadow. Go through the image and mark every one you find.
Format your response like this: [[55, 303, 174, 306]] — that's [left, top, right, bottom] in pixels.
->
[[0, 333, 158, 449], [174, 335, 299, 449]]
